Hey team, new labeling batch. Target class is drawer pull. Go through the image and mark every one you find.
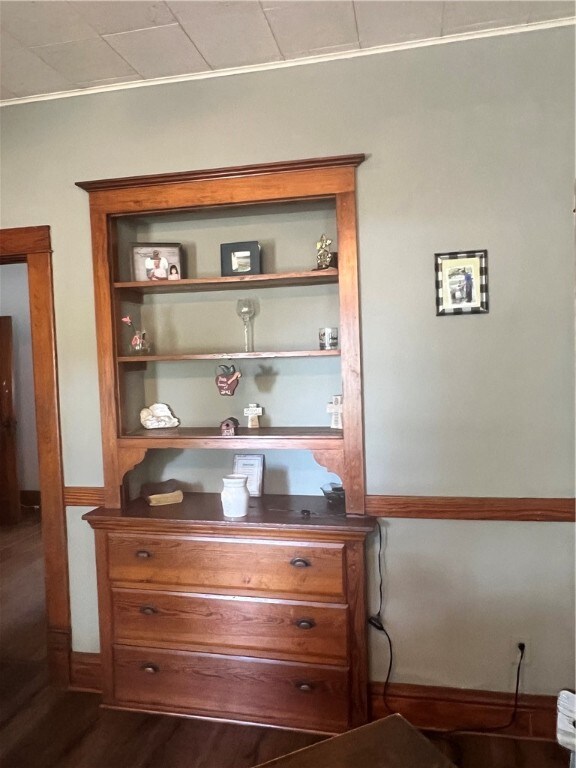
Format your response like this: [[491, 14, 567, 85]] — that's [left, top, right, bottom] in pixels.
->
[[141, 664, 159, 674], [295, 618, 316, 630], [139, 605, 158, 616], [290, 557, 311, 568], [295, 681, 314, 692], [135, 550, 152, 559]]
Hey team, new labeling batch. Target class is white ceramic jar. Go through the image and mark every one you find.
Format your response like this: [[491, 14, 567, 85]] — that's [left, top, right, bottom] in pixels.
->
[[221, 474, 249, 518]]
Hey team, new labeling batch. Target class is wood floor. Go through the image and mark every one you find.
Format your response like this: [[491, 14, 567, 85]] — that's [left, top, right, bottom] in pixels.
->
[[0, 513, 569, 768]]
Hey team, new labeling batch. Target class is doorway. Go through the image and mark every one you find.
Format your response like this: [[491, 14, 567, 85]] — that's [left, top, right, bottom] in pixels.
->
[[0, 226, 70, 686]]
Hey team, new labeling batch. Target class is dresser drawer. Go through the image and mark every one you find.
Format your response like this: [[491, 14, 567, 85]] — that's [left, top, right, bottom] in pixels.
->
[[114, 646, 349, 732], [112, 588, 348, 664], [107, 534, 345, 599]]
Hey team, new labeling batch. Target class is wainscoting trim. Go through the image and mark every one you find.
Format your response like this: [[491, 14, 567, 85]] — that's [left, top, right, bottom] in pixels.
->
[[64, 488, 574, 521], [70, 651, 102, 692], [370, 682, 556, 740], [68, 652, 556, 739], [365, 495, 575, 522], [64, 487, 105, 507]]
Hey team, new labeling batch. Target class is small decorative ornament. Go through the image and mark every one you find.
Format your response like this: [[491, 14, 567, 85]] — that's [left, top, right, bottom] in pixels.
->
[[319, 327, 338, 350], [216, 364, 242, 396], [327, 395, 343, 429], [244, 403, 263, 429], [140, 403, 179, 429], [220, 417, 240, 436], [315, 234, 337, 270], [122, 315, 152, 354], [221, 474, 250, 518], [140, 479, 183, 506]]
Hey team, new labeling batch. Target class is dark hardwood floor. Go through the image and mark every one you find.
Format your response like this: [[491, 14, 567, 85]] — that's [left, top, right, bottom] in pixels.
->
[[0, 514, 569, 768]]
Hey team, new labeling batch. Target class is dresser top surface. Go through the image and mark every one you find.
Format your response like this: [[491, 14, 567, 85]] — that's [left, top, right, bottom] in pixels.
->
[[83, 493, 375, 535]]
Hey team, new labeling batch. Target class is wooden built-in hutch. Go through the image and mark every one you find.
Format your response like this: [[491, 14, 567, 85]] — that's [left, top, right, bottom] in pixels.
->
[[78, 155, 375, 733]]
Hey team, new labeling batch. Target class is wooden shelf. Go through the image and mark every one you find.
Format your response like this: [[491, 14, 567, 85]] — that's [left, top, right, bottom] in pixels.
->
[[113, 268, 338, 294], [119, 426, 343, 450], [117, 349, 341, 363]]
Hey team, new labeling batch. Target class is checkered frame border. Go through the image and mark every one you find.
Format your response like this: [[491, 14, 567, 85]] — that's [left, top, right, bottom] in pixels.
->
[[435, 249, 489, 315]]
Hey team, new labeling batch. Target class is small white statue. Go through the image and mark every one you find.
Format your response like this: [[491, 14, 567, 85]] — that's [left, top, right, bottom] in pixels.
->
[[327, 395, 343, 430], [140, 403, 180, 429], [244, 403, 263, 429]]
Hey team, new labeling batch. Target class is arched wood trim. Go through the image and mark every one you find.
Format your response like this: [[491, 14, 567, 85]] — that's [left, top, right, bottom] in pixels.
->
[[311, 449, 344, 480], [0, 226, 70, 686]]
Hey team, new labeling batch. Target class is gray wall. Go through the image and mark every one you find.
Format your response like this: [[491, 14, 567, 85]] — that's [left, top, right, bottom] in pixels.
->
[[0, 264, 40, 491], [1, 27, 574, 695]]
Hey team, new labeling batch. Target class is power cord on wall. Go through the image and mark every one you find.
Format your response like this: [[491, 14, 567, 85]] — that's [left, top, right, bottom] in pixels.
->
[[430, 643, 526, 765], [367, 519, 526, 743], [367, 520, 394, 714]]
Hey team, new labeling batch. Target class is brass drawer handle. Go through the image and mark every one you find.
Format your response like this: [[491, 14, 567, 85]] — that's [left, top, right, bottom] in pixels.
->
[[141, 663, 159, 674], [136, 550, 152, 558], [139, 605, 158, 616], [290, 557, 311, 568], [295, 618, 316, 630], [295, 681, 314, 692]]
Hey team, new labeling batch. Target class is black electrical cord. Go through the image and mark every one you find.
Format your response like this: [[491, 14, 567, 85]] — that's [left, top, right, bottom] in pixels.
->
[[367, 520, 394, 714], [368, 518, 526, 748], [440, 642, 526, 737], [421, 635, 526, 767]]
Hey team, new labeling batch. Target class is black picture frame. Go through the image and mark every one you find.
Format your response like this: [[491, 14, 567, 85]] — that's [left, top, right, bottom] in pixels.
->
[[435, 249, 489, 315], [220, 241, 261, 277]]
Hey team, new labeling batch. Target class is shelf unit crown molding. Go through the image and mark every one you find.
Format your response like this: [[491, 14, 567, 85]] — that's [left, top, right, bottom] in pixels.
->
[[76, 155, 367, 193]]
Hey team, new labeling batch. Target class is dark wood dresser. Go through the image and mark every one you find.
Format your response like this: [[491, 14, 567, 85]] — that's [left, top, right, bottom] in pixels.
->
[[84, 494, 374, 733]]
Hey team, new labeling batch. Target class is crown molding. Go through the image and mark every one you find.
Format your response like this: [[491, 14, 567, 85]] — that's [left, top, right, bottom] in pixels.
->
[[1, 18, 573, 108]]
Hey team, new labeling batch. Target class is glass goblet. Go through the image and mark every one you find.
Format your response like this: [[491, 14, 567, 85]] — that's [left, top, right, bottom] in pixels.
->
[[236, 298, 256, 352]]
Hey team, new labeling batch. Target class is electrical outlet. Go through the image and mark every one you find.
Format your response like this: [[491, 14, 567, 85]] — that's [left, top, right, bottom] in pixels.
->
[[510, 638, 531, 666]]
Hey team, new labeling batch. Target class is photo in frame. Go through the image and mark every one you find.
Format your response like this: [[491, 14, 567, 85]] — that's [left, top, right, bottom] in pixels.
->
[[221, 241, 261, 277], [435, 250, 488, 315], [233, 454, 264, 497], [131, 243, 183, 282]]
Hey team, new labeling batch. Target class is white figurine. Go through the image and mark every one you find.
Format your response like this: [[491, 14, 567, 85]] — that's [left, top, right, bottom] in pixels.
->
[[140, 403, 180, 429], [327, 395, 343, 429], [244, 403, 263, 429]]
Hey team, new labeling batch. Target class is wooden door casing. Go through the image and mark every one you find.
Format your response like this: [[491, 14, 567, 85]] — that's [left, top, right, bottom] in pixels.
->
[[0, 227, 70, 686], [0, 316, 20, 524]]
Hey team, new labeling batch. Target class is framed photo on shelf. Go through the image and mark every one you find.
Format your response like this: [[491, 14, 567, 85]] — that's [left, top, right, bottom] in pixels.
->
[[233, 454, 264, 497], [435, 249, 488, 315], [221, 241, 261, 277], [131, 243, 183, 282]]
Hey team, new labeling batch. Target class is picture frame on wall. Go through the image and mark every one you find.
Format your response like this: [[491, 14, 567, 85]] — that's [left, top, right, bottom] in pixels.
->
[[233, 454, 264, 497], [221, 241, 261, 277], [131, 243, 183, 282], [435, 249, 488, 315]]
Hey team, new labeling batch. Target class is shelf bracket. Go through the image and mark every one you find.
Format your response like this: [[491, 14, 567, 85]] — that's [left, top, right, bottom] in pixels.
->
[[118, 446, 148, 481], [311, 449, 344, 480], [104, 446, 148, 508]]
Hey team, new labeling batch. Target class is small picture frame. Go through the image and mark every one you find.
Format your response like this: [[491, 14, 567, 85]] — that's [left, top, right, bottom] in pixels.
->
[[132, 243, 183, 282], [221, 241, 261, 277], [435, 250, 488, 315], [233, 454, 264, 497]]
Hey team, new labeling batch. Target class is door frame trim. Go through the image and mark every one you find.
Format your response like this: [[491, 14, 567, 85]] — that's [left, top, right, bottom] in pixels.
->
[[0, 225, 71, 685]]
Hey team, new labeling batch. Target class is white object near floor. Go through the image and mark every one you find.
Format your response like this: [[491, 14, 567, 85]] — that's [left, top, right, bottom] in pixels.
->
[[557, 689, 576, 767]]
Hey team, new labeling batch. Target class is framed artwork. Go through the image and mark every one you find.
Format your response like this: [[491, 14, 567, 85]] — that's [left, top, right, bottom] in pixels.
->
[[233, 454, 264, 496], [435, 250, 488, 315], [221, 241, 261, 277], [131, 243, 183, 282]]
